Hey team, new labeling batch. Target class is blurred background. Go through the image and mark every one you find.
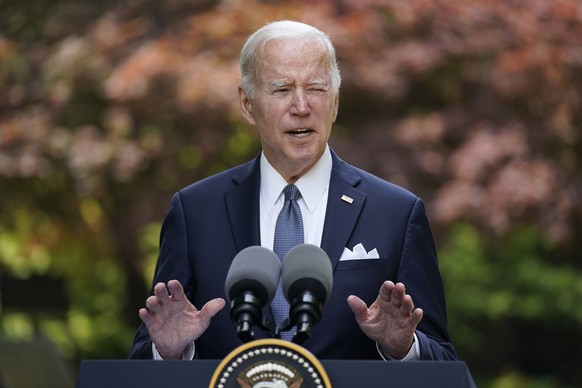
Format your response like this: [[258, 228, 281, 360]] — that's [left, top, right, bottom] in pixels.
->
[[1, 0, 581, 387]]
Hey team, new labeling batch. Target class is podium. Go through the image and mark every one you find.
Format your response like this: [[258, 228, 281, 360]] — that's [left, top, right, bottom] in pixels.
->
[[76, 359, 476, 388]]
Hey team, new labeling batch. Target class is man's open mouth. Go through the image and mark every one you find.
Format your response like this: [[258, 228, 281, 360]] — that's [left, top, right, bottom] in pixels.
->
[[287, 128, 312, 137]]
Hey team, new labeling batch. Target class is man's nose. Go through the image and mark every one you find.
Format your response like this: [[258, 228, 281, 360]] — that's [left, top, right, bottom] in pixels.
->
[[290, 89, 310, 116]]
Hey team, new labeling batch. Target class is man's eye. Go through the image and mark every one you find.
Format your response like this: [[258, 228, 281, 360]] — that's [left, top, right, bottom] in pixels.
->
[[308, 87, 326, 94], [273, 88, 289, 94]]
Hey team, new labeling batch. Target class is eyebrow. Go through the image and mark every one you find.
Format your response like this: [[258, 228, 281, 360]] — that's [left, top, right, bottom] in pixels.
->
[[270, 79, 329, 88], [308, 79, 328, 87], [271, 80, 290, 88]]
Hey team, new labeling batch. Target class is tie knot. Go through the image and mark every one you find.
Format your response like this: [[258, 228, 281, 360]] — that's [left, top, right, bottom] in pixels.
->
[[283, 184, 301, 201]]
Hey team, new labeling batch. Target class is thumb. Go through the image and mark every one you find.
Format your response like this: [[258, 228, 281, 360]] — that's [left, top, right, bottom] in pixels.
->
[[347, 295, 369, 320], [200, 298, 226, 320]]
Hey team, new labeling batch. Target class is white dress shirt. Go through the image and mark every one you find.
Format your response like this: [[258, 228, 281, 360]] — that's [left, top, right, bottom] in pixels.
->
[[259, 146, 331, 250]]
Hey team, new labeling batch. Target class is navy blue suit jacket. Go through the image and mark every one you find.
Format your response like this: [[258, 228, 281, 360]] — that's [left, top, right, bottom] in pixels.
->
[[129, 150, 457, 360]]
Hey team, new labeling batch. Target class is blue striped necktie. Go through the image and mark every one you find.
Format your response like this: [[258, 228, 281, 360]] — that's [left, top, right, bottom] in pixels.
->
[[271, 184, 304, 341]]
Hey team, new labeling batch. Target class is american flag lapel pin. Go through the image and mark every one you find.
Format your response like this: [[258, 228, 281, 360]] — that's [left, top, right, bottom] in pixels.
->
[[341, 195, 354, 204]]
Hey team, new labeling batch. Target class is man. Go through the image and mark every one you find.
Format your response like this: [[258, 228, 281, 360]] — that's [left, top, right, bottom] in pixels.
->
[[129, 20, 457, 361]]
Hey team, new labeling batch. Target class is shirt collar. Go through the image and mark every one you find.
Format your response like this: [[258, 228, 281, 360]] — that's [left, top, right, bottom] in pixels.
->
[[260, 145, 332, 214]]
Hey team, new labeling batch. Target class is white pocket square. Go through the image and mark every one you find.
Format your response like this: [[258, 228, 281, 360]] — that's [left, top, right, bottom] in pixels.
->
[[339, 243, 380, 261]]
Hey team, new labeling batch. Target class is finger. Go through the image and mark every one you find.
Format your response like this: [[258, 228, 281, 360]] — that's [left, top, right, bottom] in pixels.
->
[[411, 308, 423, 326], [393, 282, 406, 297], [400, 294, 414, 315], [380, 280, 395, 295], [145, 295, 162, 315], [139, 307, 153, 326], [389, 282, 406, 308], [347, 295, 369, 321], [166, 280, 186, 301], [379, 281, 396, 303], [199, 298, 226, 320], [154, 282, 171, 305]]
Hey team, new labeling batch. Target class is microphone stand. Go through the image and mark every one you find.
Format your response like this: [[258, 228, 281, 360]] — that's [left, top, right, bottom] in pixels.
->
[[278, 291, 323, 345], [231, 291, 323, 346], [230, 292, 262, 343], [230, 292, 282, 343]]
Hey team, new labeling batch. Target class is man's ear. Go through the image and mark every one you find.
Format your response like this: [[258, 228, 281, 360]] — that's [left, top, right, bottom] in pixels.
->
[[332, 92, 339, 123], [238, 86, 256, 125]]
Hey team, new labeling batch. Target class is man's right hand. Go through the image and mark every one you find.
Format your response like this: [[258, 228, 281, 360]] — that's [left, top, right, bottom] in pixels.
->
[[138, 279, 226, 360]]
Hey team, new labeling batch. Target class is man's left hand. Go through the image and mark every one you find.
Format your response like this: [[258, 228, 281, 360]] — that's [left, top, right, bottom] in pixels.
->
[[347, 281, 423, 359]]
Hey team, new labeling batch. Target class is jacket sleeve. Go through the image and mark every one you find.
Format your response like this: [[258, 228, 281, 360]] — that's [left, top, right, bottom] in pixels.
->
[[399, 198, 458, 360], [128, 193, 194, 359]]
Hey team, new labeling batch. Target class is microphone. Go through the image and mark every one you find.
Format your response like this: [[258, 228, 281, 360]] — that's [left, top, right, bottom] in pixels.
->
[[281, 244, 333, 345], [225, 246, 281, 343]]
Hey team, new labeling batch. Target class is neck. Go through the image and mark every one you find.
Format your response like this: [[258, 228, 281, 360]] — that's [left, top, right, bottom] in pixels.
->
[[280, 162, 317, 184]]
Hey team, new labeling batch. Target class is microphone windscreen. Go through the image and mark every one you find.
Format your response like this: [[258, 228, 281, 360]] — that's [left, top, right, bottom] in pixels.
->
[[225, 246, 281, 305], [282, 244, 333, 304]]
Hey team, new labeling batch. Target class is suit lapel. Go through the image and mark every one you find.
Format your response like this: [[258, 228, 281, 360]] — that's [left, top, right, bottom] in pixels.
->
[[321, 151, 366, 270], [224, 155, 262, 252], [224, 157, 278, 331]]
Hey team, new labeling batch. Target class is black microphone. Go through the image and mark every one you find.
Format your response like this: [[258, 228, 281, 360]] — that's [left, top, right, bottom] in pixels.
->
[[282, 244, 333, 345], [225, 246, 281, 343]]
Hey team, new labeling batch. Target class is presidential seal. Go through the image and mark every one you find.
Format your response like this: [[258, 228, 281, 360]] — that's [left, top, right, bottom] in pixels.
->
[[209, 339, 331, 388]]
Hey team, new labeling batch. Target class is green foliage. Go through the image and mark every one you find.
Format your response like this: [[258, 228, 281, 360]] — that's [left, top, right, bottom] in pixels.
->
[[138, 222, 163, 289], [440, 222, 582, 385], [0, 202, 134, 360], [442, 223, 582, 325]]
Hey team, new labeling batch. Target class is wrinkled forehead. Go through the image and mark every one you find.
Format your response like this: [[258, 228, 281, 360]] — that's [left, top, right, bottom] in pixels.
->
[[258, 38, 331, 79]]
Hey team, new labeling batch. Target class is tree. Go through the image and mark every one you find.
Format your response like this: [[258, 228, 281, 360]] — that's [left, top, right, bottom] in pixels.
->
[[1, 0, 581, 385]]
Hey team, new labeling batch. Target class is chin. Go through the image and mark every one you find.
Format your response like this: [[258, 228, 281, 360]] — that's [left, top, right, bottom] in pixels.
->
[[290, 148, 320, 163]]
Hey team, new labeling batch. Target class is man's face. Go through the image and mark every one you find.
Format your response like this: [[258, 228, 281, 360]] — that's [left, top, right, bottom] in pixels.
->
[[239, 38, 339, 182]]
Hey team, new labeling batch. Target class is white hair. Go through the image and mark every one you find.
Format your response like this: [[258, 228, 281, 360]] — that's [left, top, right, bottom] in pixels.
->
[[240, 20, 341, 97]]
